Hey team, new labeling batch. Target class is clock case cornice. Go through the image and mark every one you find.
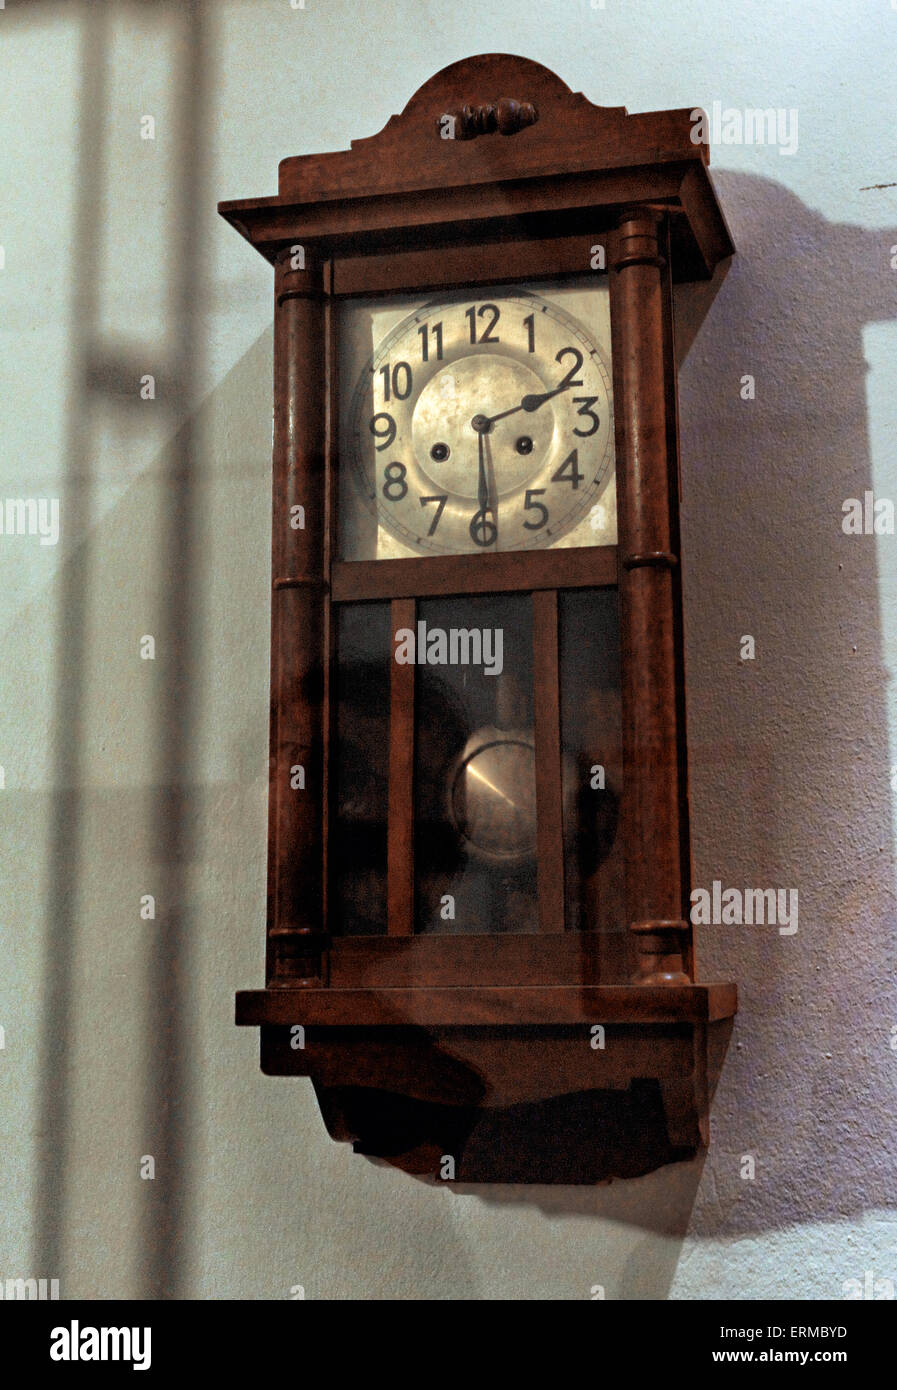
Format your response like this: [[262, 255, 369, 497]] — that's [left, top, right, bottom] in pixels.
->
[[218, 53, 733, 285]]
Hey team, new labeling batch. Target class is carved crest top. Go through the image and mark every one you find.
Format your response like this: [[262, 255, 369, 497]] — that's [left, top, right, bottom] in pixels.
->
[[276, 53, 709, 203], [219, 54, 732, 280]]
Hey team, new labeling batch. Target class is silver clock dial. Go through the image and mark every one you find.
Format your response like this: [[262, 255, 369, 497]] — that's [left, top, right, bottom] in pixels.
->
[[347, 290, 614, 556]]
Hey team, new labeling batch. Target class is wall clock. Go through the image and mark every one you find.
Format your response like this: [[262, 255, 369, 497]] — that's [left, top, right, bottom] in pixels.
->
[[221, 53, 737, 1183]]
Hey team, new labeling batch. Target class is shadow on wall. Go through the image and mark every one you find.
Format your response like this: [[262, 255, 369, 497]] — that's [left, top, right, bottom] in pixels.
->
[[470, 172, 897, 1239], [31, 25, 897, 1296], [677, 169, 897, 1240], [33, 0, 211, 1300]]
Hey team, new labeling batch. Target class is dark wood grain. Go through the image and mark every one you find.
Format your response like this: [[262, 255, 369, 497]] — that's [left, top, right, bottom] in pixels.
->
[[609, 211, 690, 985], [221, 168, 707, 272], [532, 590, 565, 933], [659, 220, 696, 982], [321, 269, 338, 982], [327, 933, 602, 988], [332, 232, 609, 298], [261, 1017, 734, 1182], [387, 597, 416, 935], [267, 250, 327, 986], [237, 980, 737, 1027], [331, 545, 618, 602]]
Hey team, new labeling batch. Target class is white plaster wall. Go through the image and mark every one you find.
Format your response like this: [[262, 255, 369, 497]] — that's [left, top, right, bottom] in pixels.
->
[[1, 0, 896, 1299]]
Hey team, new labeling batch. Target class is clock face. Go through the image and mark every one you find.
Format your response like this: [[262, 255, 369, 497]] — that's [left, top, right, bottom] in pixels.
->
[[339, 283, 615, 559]]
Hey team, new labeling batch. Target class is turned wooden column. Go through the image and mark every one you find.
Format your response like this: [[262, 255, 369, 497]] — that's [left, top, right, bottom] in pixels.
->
[[267, 247, 327, 985], [609, 209, 690, 985]]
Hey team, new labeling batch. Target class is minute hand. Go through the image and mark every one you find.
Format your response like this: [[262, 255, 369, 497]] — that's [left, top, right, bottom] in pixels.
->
[[484, 381, 572, 427]]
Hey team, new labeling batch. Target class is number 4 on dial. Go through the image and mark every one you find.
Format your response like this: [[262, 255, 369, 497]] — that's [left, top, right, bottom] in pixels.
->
[[552, 450, 584, 488]]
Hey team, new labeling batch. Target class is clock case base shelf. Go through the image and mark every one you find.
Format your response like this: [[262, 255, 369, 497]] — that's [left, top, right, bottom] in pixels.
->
[[236, 983, 736, 1183]]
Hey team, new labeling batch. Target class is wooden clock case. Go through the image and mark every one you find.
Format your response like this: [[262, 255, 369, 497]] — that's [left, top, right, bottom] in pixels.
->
[[221, 53, 737, 1184]]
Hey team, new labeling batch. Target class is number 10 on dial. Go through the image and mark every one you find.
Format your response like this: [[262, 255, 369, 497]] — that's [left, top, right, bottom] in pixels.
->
[[341, 286, 615, 558]]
